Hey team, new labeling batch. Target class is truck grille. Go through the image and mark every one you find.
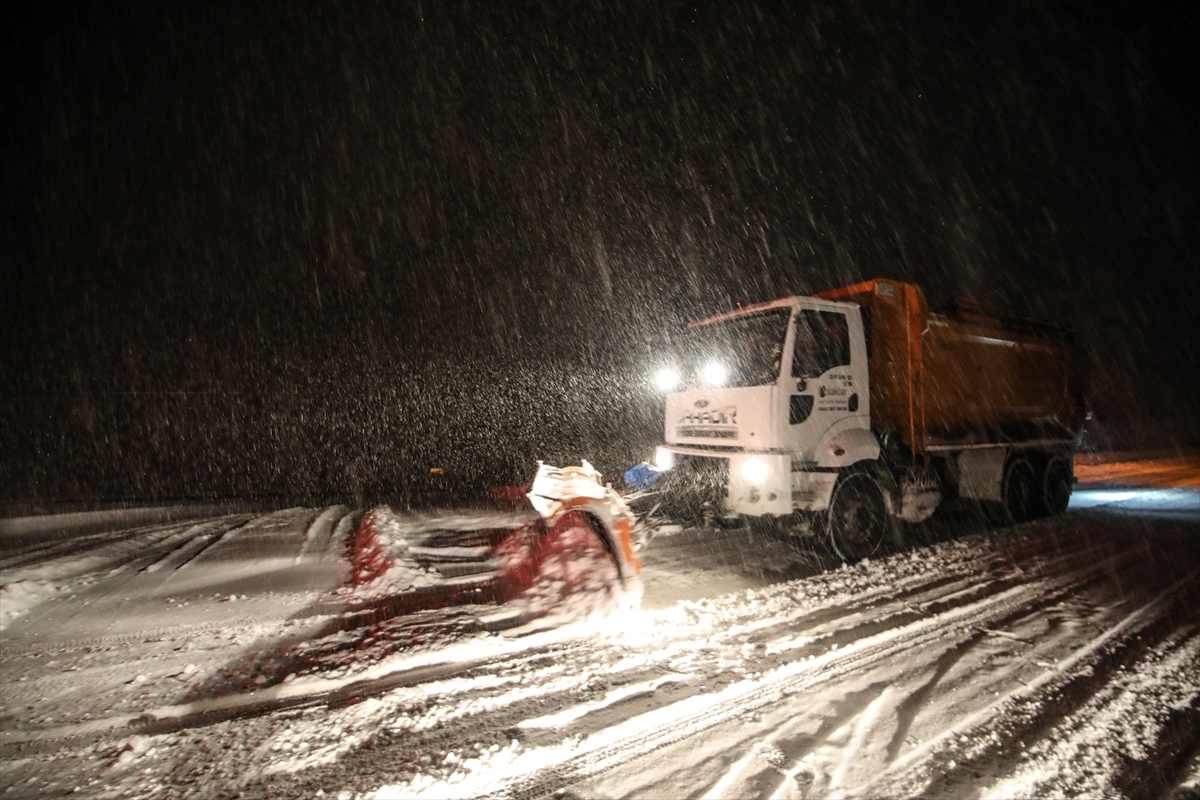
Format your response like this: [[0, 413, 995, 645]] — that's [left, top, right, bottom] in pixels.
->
[[654, 455, 730, 520], [677, 426, 738, 439]]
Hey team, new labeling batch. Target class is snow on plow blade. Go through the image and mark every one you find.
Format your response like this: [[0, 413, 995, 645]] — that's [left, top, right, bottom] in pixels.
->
[[345, 462, 642, 626]]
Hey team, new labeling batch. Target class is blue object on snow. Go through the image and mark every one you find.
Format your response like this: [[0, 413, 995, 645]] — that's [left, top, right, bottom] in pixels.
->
[[623, 461, 663, 491]]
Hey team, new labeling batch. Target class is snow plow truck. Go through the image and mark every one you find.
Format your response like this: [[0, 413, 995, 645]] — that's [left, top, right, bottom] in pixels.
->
[[640, 279, 1087, 561]]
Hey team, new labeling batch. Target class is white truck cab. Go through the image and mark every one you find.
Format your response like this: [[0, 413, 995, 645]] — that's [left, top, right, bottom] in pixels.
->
[[655, 296, 875, 518]]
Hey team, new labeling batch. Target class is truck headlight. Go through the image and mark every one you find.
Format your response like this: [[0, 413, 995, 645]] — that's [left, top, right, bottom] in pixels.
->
[[740, 458, 768, 483], [654, 446, 675, 471], [702, 362, 727, 386], [654, 368, 680, 392]]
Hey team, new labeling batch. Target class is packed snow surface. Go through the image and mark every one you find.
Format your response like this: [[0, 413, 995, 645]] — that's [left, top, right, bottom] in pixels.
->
[[1, 453, 1198, 798]]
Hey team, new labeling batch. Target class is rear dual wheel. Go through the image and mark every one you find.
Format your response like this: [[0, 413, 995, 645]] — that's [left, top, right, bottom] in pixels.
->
[[1040, 456, 1073, 517], [1001, 455, 1072, 523], [1001, 458, 1038, 523]]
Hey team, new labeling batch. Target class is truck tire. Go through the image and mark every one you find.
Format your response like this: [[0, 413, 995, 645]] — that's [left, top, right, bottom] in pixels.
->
[[826, 473, 889, 563], [1001, 457, 1037, 523], [1040, 456, 1073, 517]]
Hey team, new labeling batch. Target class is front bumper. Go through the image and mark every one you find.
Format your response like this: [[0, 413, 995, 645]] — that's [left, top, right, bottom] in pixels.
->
[[653, 447, 792, 517]]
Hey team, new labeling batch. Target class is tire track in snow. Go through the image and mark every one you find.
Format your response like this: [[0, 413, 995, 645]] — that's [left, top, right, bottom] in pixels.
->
[[295, 506, 349, 565], [0, 640, 584, 750], [724, 545, 1135, 672], [350, 560, 1040, 747], [544, 578, 1036, 754], [689, 524, 1134, 663], [169, 519, 250, 572], [1113, 680, 1200, 799], [323, 510, 359, 562], [136, 516, 252, 574], [251, 568, 1053, 785], [691, 564, 1137, 800], [0, 606, 337, 661], [978, 629, 1200, 800], [221, 537, 1146, 797], [0, 525, 1142, 762], [859, 572, 1198, 798], [423, 568, 1114, 799], [826, 686, 900, 793], [885, 625, 988, 764], [704, 573, 1125, 800], [696, 681, 896, 800], [0, 520, 198, 574]]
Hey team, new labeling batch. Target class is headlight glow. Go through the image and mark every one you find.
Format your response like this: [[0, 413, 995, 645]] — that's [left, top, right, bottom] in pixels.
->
[[654, 368, 680, 392], [740, 457, 769, 483], [702, 362, 727, 386]]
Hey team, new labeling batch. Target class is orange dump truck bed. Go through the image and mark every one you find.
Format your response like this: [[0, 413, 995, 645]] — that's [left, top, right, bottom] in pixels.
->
[[817, 280, 1086, 454]]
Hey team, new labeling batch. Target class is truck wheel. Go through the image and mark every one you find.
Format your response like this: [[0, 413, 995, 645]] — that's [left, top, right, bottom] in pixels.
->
[[1040, 457, 1073, 517], [1001, 458, 1037, 523], [826, 473, 888, 563]]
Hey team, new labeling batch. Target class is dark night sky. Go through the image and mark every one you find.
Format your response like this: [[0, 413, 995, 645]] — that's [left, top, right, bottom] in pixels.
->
[[3, 1, 1197, 504]]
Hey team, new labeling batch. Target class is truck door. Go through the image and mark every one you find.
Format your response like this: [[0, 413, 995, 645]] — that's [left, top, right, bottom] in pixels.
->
[[785, 305, 870, 463]]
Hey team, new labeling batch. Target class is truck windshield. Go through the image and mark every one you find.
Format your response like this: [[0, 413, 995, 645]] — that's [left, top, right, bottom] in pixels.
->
[[681, 308, 790, 388]]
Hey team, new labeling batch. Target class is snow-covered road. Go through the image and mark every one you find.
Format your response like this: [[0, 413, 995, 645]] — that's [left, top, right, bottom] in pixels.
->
[[2, 454, 1198, 798]]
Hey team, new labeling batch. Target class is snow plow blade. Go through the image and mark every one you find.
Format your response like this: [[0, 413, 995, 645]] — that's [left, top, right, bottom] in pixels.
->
[[342, 461, 642, 628]]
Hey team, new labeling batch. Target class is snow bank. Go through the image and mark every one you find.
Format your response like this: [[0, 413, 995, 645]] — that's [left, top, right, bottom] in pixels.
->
[[0, 578, 62, 630]]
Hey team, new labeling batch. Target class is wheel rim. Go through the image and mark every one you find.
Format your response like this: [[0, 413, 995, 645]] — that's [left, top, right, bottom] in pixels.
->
[[1042, 458, 1072, 516], [827, 475, 887, 562], [1003, 460, 1037, 523]]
